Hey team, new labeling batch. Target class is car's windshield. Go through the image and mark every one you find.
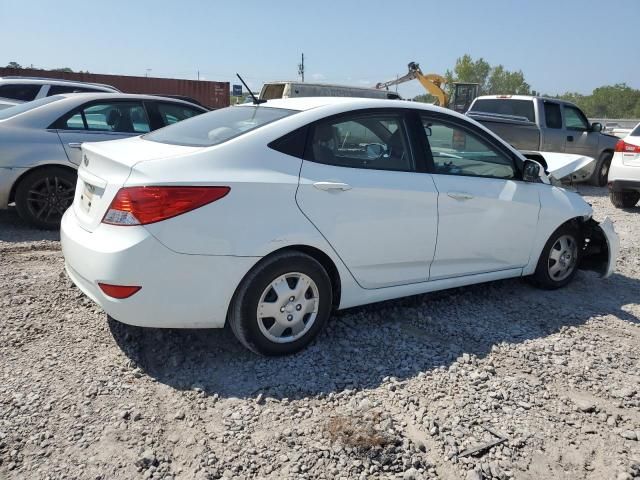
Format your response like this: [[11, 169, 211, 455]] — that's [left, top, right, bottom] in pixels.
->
[[144, 106, 297, 147], [0, 95, 64, 121]]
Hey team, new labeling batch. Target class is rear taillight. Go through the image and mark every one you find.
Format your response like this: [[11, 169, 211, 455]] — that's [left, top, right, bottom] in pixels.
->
[[103, 186, 230, 226], [98, 283, 141, 299], [615, 139, 640, 153]]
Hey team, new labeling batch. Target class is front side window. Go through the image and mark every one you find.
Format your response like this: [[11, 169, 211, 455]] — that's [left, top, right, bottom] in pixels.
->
[[564, 105, 589, 130], [307, 113, 413, 171], [544, 102, 562, 129], [156, 102, 203, 126], [422, 116, 515, 179], [64, 102, 150, 133]]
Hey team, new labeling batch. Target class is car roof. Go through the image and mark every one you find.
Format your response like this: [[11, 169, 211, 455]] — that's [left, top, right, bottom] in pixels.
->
[[241, 96, 450, 114], [55, 92, 206, 107], [0, 76, 117, 90]]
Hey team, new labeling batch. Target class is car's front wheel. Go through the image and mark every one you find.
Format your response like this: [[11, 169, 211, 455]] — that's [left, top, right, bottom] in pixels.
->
[[14, 167, 76, 229], [610, 191, 640, 209], [228, 251, 333, 355], [531, 225, 582, 289]]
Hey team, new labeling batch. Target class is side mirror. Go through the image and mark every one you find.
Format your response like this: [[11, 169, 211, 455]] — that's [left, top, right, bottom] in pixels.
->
[[591, 122, 603, 133], [523, 159, 542, 183]]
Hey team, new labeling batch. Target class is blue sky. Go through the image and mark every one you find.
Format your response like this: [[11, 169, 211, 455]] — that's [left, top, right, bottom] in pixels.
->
[[1, 0, 638, 98]]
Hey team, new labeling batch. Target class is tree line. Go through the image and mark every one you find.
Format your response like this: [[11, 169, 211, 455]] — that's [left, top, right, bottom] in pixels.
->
[[414, 54, 640, 118]]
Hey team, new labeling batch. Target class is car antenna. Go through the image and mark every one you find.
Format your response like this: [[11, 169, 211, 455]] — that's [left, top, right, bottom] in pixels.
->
[[236, 73, 265, 105]]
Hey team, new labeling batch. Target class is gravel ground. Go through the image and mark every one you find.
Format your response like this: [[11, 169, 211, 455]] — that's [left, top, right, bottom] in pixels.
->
[[1, 185, 639, 480]]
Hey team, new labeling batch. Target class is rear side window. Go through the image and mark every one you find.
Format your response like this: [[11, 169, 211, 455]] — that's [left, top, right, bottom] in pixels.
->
[[61, 102, 150, 133], [306, 113, 413, 172], [631, 124, 640, 137], [544, 102, 562, 129], [0, 84, 41, 101], [156, 102, 203, 126], [48, 85, 100, 95], [470, 99, 535, 122], [145, 106, 296, 147]]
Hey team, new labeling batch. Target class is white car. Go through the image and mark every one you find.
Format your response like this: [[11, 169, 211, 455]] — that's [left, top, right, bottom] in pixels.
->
[[61, 98, 618, 355], [609, 122, 640, 208], [0, 76, 119, 110]]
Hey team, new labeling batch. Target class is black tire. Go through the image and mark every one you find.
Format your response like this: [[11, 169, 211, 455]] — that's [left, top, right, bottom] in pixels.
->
[[610, 191, 640, 209], [530, 224, 582, 289], [589, 151, 613, 187], [15, 167, 77, 229], [228, 251, 333, 356]]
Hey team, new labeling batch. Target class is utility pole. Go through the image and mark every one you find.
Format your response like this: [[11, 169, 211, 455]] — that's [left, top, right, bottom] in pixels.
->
[[146, 69, 152, 78], [298, 53, 305, 82], [197, 70, 200, 80]]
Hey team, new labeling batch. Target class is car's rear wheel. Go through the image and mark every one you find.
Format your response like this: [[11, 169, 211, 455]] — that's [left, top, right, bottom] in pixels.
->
[[15, 167, 76, 229], [228, 251, 332, 356], [589, 151, 613, 187], [610, 191, 640, 209], [531, 225, 582, 289]]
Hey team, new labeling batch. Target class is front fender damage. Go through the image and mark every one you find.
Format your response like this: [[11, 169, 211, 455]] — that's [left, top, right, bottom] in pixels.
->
[[579, 217, 619, 278]]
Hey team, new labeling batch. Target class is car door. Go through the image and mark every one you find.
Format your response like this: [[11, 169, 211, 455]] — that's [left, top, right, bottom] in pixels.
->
[[540, 100, 566, 152], [419, 112, 540, 280], [296, 110, 439, 289], [55, 101, 151, 165], [563, 104, 598, 156]]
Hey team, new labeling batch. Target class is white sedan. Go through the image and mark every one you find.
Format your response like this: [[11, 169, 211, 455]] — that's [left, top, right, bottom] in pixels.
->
[[609, 122, 640, 208], [61, 98, 618, 355]]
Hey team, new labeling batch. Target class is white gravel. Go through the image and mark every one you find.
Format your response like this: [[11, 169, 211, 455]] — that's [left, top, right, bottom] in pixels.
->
[[1, 185, 639, 480]]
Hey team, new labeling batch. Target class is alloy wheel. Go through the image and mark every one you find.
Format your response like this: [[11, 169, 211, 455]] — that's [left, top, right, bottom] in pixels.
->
[[26, 175, 75, 223]]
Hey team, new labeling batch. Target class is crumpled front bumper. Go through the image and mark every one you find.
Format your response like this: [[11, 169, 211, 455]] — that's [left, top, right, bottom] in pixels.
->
[[597, 217, 619, 278]]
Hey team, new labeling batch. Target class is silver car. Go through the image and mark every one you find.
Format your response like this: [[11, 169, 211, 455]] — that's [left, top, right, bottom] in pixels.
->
[[0, 93, 207, 228]]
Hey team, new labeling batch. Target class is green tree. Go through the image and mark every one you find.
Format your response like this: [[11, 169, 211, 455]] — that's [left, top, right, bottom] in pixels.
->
[[51, 67, 74, 73], [444, 54, 530, 95], [554, 84, 640, 118], [5, 61, 21, 69]]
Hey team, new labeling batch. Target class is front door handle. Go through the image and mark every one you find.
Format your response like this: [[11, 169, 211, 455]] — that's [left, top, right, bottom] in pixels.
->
[[447, 191, 474, 200], [313, 181, 352, 191], [68, 142, 82, 149], [567, 135, 574, 142]]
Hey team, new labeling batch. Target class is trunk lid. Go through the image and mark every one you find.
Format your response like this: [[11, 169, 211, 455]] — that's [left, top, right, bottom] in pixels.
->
[[72, 136, 201, 232]]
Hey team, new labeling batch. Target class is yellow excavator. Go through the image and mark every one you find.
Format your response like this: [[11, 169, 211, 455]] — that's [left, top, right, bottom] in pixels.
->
[[375, 62, 479, 113]]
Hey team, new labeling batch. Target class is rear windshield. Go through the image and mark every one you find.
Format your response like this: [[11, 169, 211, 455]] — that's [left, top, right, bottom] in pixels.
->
[[0, 95, 63, 121], [144, 106, 296, 147], [470, 99, 535, 122], [631, 123, 640, 137]]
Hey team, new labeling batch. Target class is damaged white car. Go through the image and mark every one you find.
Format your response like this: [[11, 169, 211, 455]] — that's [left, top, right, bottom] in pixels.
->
[[61, 98, 619, 355]]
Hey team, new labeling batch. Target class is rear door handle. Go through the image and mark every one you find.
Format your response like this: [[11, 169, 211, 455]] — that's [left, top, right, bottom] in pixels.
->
[[68, 142, 82, 149], [447, 191, 474, 200], [313, 181, 352, 191]]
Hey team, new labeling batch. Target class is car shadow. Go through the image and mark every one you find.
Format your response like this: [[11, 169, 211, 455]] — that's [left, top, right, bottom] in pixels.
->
[[0, 208, 60, 243], [576, 185, 609, 198], [109, 269, 639, 401]]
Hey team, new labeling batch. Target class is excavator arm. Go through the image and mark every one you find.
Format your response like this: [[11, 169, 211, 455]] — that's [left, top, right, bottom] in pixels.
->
[[375, 62, 449, 107]]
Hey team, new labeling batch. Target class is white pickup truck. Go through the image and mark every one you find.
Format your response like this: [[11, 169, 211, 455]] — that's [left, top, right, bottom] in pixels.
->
[[467, 95, 620, 186]]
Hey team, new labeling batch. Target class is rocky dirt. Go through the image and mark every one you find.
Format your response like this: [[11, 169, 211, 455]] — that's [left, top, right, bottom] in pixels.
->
[[1, 185, 639, 480]]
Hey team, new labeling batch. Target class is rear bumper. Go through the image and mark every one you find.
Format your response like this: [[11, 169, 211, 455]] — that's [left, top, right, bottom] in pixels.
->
[[60, 208, 258, 328], [608, 179, 640, 193]]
